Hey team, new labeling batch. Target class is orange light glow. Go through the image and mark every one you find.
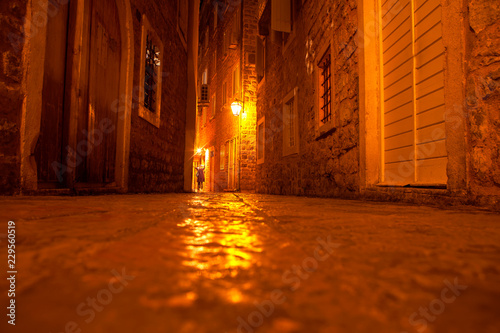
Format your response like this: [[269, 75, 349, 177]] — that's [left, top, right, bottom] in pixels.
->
[[176, 199, 263, 304]]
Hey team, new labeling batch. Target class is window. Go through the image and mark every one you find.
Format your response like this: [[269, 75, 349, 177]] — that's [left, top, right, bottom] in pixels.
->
[[257, 36, 266, 83], [220, 144, 225, 170], [318, 47, 332, 125], [283, 88, 299, 156], [271, 0, 291, 33], [232, 65, 240, 97], [202, 68, 208, 85], [210, 93, 216, 119], [230, 9, 240, 49], [138, 15, 163, 128], [202, 106, 207, 127], [257, 117, 265, 164], [271, 0, 302, 47], [199, 69, 209, 105], [144, 35, 159, 113]]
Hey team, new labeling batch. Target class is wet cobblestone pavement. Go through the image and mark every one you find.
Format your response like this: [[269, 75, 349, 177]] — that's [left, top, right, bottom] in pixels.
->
[[1, 193, 500, 333]]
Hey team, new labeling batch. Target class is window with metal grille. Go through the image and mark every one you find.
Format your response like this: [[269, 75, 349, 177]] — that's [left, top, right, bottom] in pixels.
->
[[138, 15, 163, 128], [144, 34, 160, 113], [318, 48, 331, 124], [200, 84, 209, 103]]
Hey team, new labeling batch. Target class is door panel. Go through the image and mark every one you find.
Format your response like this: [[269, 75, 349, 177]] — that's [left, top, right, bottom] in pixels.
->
[[35, 2, 70, 187], [77, 0, 121, 185]]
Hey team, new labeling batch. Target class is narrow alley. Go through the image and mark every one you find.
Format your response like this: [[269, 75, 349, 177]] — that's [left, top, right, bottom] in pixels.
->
[[1, 0, 500, 332], [1, 194, 499, 333]]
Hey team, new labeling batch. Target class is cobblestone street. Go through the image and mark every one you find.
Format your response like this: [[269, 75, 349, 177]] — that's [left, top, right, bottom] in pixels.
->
[[1, 193, 500, 333]]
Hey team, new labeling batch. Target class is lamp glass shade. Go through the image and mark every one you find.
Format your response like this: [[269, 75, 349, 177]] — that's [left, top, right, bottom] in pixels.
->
[[231, 101, 242, 116]]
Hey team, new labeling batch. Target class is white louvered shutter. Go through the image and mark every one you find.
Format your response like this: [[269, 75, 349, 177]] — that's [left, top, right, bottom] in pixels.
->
[[381, 0, 447, 185]]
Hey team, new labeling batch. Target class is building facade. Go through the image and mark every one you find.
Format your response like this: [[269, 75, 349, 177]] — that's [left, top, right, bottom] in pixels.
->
[[0, 0, 197, 194], [255, 0, 500, 209], [194, 0, 258, 192]]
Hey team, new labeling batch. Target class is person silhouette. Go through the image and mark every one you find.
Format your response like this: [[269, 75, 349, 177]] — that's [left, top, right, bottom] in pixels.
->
[[195, 165, 205, 192]]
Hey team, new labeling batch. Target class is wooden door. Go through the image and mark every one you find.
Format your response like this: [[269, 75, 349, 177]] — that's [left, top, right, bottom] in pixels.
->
[[228, 138, 236, 190], [35, 2, 70, 187], [76, 0, 121, 185]]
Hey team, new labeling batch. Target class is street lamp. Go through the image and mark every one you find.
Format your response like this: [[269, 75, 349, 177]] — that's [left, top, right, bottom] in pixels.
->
[[231, 100, 243, 117]]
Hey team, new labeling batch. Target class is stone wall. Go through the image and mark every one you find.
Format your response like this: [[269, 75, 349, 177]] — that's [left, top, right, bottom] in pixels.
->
[[240, 0, 258, 192], [0, 0, 27, 194], [466, 0, 500, 207], [127, 0, 188, 193], [196, 0, 258, 192], [256, 0, 360, 197]]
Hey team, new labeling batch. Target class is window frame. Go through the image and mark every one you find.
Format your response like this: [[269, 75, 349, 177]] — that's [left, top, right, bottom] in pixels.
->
[[138, 15, 164, 128], [315, 42, 335, 137], [318, 47, 332, 125], [257, 36, 266, 84]]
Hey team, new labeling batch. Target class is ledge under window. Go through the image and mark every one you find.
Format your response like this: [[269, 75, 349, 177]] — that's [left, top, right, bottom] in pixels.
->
[[315, 121, 336, 141]]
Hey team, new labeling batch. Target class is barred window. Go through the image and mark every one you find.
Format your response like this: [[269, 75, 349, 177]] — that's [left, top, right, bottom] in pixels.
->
[[144, 34, 160, 113], [138, 15, 163, 128], [318, 48, 331, 124]]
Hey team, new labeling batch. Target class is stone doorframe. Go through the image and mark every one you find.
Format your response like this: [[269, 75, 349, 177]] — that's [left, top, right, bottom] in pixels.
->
[[20, 0, 134, 193], [357, 0, 468, 194]]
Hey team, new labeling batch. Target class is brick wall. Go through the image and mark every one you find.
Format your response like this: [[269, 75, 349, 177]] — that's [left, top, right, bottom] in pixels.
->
[[127, 0, 188, 193], [256, 0, 360, 197], [0, 0, 26, 194], [466, 0, 500, 206]]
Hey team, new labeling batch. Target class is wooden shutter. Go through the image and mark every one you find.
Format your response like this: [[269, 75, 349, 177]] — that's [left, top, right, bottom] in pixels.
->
[[271, 0, 291, 33], [257, 36, 265, 78], [381, 0, 447, 185], [230, 9, 240, 48], [232, 66, 240, 96]]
